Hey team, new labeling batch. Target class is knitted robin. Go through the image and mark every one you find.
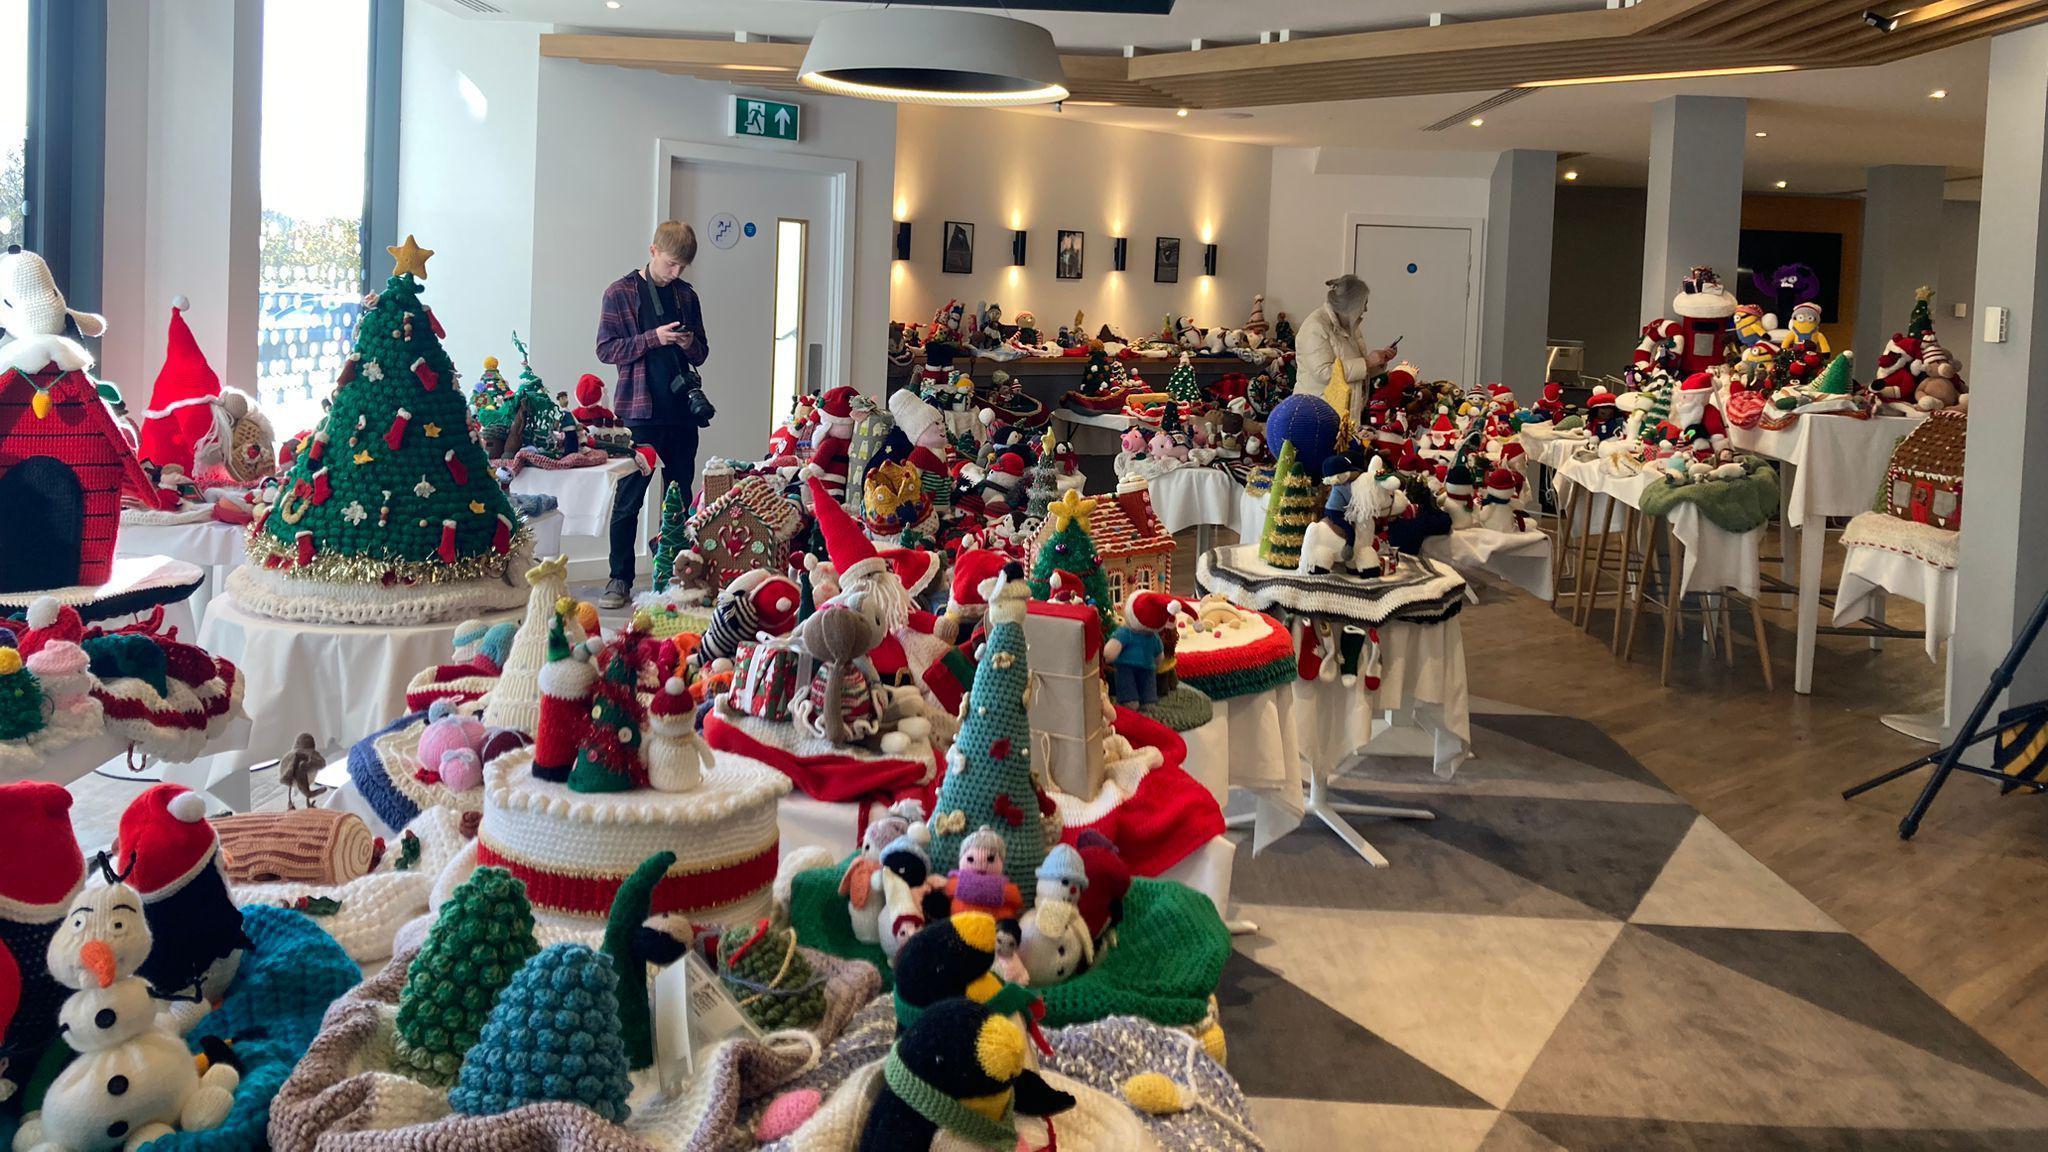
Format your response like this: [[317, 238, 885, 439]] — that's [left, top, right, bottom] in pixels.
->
[[857, 998, 1074, 1152]]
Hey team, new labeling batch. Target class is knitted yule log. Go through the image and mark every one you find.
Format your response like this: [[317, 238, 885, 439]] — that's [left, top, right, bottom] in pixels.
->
[[231, 806, 469, 964], [1170, 606, 1299, 701], [266, 939, 882, 1152], [212, 808, 379, 885], [1637, 454, 1782, 534], [786, 866, 1229, 1027], [142, 905, 360, 1152]]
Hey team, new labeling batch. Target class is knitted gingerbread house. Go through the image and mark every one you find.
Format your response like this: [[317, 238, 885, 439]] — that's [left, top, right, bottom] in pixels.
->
[[1033, 487, 1175, 608], [1885, 409, 1964, 530], [685, 473, 802, 588]]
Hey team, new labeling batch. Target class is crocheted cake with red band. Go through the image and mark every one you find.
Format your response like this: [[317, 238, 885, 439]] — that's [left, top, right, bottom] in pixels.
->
[[474, 747, 788, 925], [1170, 598, 1298, 701]]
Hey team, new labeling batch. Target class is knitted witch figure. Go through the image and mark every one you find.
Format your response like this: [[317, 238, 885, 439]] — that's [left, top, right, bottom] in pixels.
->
[[568, 633, 647, 794], [930, 565, 1050, 906]]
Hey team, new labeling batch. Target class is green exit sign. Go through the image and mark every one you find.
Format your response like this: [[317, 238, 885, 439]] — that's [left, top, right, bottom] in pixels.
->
[[730, 96, 801, 143]]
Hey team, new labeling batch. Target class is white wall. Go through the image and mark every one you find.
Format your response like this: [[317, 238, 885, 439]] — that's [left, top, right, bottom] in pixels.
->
[[395, 0, 542, 380], [1939, 198, 1981, 376], [523, 61, 897, 402], [891, 106, 1272, 339]]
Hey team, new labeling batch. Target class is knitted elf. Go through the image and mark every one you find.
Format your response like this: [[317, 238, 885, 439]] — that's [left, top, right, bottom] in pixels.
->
[[930, 565, 1051, 906], [806, 385, 860, 504], [532, 606, 595, 782], [1030, 490, 1118, 635], [0, 782, 86, 1104], [112, 784, 253, 1004], [568, 634, 647, 794], [449, 943, 632, 1123], [393, 865, 540, 1085], [1259, 441, 1316, 569], [237, 236, 525, 623]]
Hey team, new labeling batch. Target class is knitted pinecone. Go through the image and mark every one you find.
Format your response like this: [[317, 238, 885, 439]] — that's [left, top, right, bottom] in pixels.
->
[[449, 942, 633, 1124], [392, 865, 540, 1085], [718, 917, 827, 1032]]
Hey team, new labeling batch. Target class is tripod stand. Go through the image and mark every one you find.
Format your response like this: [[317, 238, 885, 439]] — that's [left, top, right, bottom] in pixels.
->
[[1842, 583, 2048, 839]]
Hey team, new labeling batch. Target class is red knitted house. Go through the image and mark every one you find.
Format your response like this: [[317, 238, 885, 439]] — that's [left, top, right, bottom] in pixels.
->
[[0, 366, 159, 592]]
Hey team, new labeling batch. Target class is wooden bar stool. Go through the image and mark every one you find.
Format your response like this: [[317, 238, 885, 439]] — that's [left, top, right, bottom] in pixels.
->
[[1571, 490, 1636, 636], [1621, 516, 1775, 689]]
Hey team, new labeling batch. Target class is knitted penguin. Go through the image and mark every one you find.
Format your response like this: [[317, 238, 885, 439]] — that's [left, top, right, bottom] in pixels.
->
[[0, 781, 86, 1104], [111, 784, 251, 1004], [892, 912, 1045, 1038], [857, 998, 1074, 1152]]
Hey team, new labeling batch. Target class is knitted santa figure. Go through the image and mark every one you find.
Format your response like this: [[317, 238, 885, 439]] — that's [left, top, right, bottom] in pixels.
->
[[943, 548, 1009, 658], [699, 569, 801, 666], [805, 385, 860, 505], [570, 373, 618, 425], [0, 782, 85, 1104], [888, 387, 955, 521], [112, 784, 251, 1004], [1668, 370, 1730, 454], [533, 608, 596, 782], [1531, 381, 1567, 424]]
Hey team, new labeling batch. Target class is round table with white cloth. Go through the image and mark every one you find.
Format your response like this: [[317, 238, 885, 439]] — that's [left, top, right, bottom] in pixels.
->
[[507, 457, 644, 539], [1150, 466, 1253, 536], [1547, 451, 1762, 598], [116, 519, 247, 625], [1231, 485, 1547, 598]]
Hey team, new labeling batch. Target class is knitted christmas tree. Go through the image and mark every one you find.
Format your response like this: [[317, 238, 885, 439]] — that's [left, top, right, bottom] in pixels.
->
[[1908, 286, 1936, 339], [504, 331, 563, 453], [470, 355, 512, 420], [1166, 354, 1201, 407], [1079, 346, 1115, 396], [1259, 441, 1314, 568], [393, 865, 540, 1086], [602, 850, 674, 1070], [449, 943, 633, 1124], [0, 649, 45, 740], [236, 237, 526, 624], [929, 574, 1048, 905], [1023, 433, 1061, 521], [568, 638, 644, 794], [1161, 399, 1183, 436], [650, 481, 689, 588], [1030, 490, 1117, 633], [718, 916, 827, 1031]]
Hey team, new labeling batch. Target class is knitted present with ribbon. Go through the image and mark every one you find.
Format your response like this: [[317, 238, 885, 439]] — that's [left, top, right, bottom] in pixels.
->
[[730, 636, 813, 723], [1023, 599, 1111, 802]]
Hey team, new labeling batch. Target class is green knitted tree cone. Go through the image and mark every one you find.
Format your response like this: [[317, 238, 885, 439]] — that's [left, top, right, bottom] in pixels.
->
[[1166, 354, 1201, 407], [1907, 286, 1936, 340], [393, 865, 541, 1086], [650, 481, 688, 589], [717, 917, 827, 1031], [569, 640, 642, 794], [930, 578, 1048, 905], [1030, 491, 1118, 634], [448, 943, 633, 1124], [602, 850, 675, 1070], [0, 650, 47, 740], [1259, 441, 1313, 568]]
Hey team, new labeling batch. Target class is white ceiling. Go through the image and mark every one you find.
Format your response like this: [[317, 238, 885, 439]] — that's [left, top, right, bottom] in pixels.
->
[[444, 0, 1993, 195]]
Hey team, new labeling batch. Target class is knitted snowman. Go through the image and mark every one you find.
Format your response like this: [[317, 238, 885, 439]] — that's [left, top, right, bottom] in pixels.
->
[[14, 874, 240, 1152], [111, 785, 251, 1005], [644, 675, 709, 793], [0, 782, 86, 1105]]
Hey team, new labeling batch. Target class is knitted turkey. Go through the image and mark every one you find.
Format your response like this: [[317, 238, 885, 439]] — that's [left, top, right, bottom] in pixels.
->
[[13, 866, 240, 1152]]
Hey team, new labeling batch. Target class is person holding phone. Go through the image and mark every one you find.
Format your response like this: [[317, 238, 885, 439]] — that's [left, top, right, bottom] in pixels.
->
[[594, 219, 717, 608], [1293, 274, 1398, 425]]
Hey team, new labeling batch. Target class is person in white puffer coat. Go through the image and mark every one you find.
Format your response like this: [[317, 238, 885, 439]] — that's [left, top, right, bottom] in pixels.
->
[[1291, 274, 1397, 425]]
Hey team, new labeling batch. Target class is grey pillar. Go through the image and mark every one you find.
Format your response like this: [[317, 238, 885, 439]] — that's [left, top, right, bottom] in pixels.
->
[[1480, 148, 1557, 391], [1952, 23, 2048, 733], [1854, 165, 1947, 360], [1641, 95, 1745, 322]]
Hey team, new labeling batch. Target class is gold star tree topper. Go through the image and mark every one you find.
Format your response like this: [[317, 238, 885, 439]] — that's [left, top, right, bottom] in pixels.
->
[[387, 234, 434, 279], [1047, 489, 1097, 533]]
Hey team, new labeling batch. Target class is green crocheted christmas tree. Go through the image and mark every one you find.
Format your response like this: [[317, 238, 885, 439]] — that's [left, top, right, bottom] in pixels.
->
[[930, 575, 1048, 905], [1259, 441, 1313, 568], [1166, 354, 1200, 407], [250, 238, 521, 582], [602, 850, 674, 1070], [469, 355, 513, 421], [503, 331, 563, 452], [393, 865, 540, 1085], [1023, 439, 1061, 522], [718, 916, 827, 1031], [1907, 286, 1936, 340], [569, 638, 644, 794], [650, 481, 688, 589], [0, 649, 46, 740], [1079, 346, 1115, 396], [448, 943, 633, 1124], [1030, 490, 1118, 634]]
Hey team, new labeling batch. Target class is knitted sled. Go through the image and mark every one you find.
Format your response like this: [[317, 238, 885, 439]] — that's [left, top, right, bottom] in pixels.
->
[[786, 868, 1230, 1028]]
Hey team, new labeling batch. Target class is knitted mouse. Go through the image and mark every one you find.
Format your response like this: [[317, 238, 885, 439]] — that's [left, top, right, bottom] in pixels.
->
[[857, 998, 1074, 1152]]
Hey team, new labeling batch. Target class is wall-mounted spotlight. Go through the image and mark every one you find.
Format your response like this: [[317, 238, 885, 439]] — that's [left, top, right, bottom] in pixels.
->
[[1112, 237, 1128, 271], [1860, 8, 1898, 31], [1012, 230, 1028, 266], [893, 221, 912, 261], [1202, 243, 1218, 277]]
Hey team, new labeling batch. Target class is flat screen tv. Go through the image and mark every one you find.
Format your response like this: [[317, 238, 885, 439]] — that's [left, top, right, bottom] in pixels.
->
[[1737, 229, 1843, 322]]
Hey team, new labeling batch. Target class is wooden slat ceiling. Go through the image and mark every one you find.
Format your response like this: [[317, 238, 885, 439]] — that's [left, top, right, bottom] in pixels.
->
[[539, 0, 2048, 109]]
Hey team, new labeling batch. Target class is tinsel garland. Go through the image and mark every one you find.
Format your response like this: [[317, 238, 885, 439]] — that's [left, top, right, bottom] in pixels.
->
[[243, 523, 530, 586]]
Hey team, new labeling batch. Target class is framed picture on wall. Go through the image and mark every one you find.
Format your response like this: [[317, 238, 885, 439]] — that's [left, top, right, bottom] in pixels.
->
[[943, 221, 975, 274], [1154, 236, 1180, 284], [1056, 230, 1084, 280]]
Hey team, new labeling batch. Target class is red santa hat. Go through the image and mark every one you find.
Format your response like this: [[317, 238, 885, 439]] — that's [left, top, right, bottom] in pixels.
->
[[1587, 387, 1620, 411], [949, 548, 1009, 610], [1125, 590, 1178, 632], [990, 452, 1027, 483], [137, 296, 224, 472], [732, 569, 801, 635], [0, 781, 85, 918], [1383, 362, 1416, 391], [16, 596, 83, 659], [805, 475, 940, 597], [1487, 382, 1515, 403], [1485, 467, 1523, 498], [649, 674, 692, 723], [112, 783, 220, 902], [575, 373, 606, 407], [1496, 438, 1527, 467], [1430, 411, 1455, 436], [1541, 381, 1563, 402], [819, 385, 858, 421]]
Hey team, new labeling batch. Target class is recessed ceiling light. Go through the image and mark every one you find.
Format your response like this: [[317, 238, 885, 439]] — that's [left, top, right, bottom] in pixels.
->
[[1469, 117, 1484, 126], [1563, 170, 1578, 181], [605, 1, 619, 8], [1775, 179, 1788, 188], [1754, 130, 1767, 137], [1176, 107, 1189, 117], [1929, 88, 1947, 99]]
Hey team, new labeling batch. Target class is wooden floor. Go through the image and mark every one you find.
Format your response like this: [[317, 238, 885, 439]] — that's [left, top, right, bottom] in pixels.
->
[[1180, 522, 2048, 1086]]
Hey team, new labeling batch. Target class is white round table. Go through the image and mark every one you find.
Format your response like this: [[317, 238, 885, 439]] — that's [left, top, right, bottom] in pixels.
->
[[507, 458, 644, 539], [116, 518, 247, 625]]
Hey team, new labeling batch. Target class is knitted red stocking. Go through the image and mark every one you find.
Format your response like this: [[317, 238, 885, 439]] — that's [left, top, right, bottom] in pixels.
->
[[437, 520, 458, 564], [384, 408, 412, 451], [444, 449, 468, 487], [1295, 618, 1323, 682]]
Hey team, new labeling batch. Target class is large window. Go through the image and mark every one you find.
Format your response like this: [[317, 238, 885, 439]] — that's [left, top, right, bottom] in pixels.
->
[[0, 0, 27, 244], [258, 0, 372, 435]]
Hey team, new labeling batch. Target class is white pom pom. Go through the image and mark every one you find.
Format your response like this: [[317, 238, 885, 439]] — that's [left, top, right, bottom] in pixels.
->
[[908, 820, 932, 846], [171, 294, 190, 312], [663, 675, 687, 697], [775, 597, 794, 614], [167, 791, 208, 823], [25, 597, 59, 629]]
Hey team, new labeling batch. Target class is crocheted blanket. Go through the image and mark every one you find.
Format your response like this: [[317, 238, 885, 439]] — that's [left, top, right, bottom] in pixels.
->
[[269, 940, 880, 1152], [704, 710, 939, 806], [1840, 510, 1962, 571], [787, 869, 1229, 1028], [1197, 545, 1467, 629], [1637, 455, 1781, 534]]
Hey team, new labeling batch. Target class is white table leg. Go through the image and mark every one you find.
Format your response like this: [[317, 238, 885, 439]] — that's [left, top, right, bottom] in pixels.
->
[[1779, 461, 1798, 584], [1795, 516, 1825, 694], [1195, 522, 1215, 557]]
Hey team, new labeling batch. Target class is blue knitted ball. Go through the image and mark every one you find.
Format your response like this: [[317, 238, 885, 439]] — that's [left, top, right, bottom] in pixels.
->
[[1266, 394, 1341, 465]]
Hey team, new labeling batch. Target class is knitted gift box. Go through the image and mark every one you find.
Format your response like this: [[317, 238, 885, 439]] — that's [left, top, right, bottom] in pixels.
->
[[1024, 600, 1110, 800], [1171, 604, 1298, 701]]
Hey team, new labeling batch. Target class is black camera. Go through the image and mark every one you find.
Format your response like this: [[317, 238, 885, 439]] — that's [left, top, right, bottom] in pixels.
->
[[686, 387, 716, 429]]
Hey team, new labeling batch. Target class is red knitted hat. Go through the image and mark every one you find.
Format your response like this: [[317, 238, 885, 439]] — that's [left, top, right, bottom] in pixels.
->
[[649, 674, 692, 721], [0, 781, 85, 917], [1126, 590, 1176, 631], [113, 784, 220, 901], [806, 475, 883, 580], [575, 373, 606, 407], [819, 385, 857, 420], [745, 572, 801, 635], [17, 597, 84, 659], [949, 548, 1009, 609], [1485, 467, 1522, 496], [137, 296, 223, 472]]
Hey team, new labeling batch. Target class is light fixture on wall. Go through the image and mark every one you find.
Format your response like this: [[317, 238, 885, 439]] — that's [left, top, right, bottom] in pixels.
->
[[1928, 88, 1947, 99], [1562, 170, 1578, 181], [894, 221, 912, 261], [1517, 64, 1795, 88], [1775, 179, 1789, 188], [1202, 243, 1218, 277], [1112, 237, 1128, 271], [1012, 230, 1028, 266], [800, 9, 1068, 106]]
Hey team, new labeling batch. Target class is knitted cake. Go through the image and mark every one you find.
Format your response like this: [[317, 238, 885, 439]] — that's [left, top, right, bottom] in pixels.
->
[[471, 747, 789, 926], [1170, 598, 1297, 701]]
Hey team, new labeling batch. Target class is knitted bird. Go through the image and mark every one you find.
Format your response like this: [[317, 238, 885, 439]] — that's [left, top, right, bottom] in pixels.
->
[[857, 998, 1074, 1152], [277, 733, 325, 810], [892, 913, 1043, 1037]]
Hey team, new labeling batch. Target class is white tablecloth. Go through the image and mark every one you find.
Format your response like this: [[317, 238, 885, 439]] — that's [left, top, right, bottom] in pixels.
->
[[117, 518, 247, 567], [1050, 409, 1134, 457], [508, 458, 642, 538], [1550, 455, 1762, 598], [1149, 467, 1245, 536], [1729, 414, 1922, 527], [1422, 528, 1554, 600], [526, 508, 565, 558], [1834, 545, 1957, 662]]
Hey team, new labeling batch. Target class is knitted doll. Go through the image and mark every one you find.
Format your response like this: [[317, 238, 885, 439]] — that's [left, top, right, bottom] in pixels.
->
[[112, 785, 251, 1004], [0, 782, 86, 1104], [532, 608, 595, 782], [1103, 591, 1174, 708], [1531, 381, 1567, 424], [645, 675, 709, 792], [857, 998, 1074, 1152], [14, 872, 241, 1152], [877, 823, 940, 964], [838, 800, 928, 946], [805, 385, 860, 505], [416, 698, 488, 791], [945, 827, 1025, 922]]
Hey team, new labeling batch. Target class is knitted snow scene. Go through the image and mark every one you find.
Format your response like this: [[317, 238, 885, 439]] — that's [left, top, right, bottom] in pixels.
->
[[392, 864, 541, 1085], [1170, 597, 1298, 700], [230, 238, 533, 626], [1638, 453, 1781, 533]]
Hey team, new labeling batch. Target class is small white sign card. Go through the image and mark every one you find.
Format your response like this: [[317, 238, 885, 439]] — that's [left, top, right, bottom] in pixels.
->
[[652, 951, 762, 1093]]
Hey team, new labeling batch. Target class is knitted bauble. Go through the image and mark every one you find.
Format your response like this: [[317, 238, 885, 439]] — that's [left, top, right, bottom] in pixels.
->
[[113, 784, 252, 1002], [717, 917, 827, 1032], [0, 781, 84, 1102], [930, 575, 1048, 906], [1265, 393, 1340, 467], [393, 865, 540, 1085], [448, 943, 633, 1124], [0, 647, 45, 739]]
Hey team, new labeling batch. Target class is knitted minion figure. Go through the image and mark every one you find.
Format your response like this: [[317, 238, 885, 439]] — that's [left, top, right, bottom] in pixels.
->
[[892, 912, 1043, 1033], [946, 827, 1024, 922], [1103, 591, 1174, 708], [0, 782, 86, 1103], [858, 998, 1074, 1152], [109, 785, 250, 1005]]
